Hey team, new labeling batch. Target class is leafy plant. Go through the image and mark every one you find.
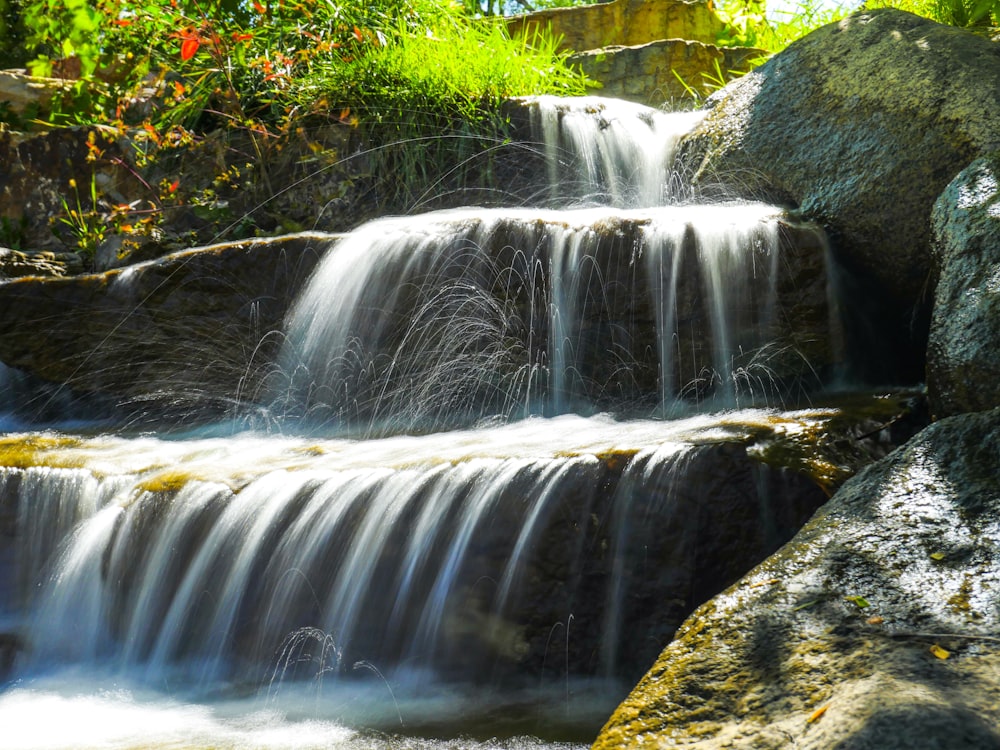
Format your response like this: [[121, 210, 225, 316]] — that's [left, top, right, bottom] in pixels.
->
[[56, 174, 105, 258], [715, 0, 856, 52]]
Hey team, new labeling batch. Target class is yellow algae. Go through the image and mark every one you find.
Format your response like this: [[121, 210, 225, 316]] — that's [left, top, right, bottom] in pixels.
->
[[947, 574, 974, 615], [0, 434, 85, 469], [136, 469, 204, 494]]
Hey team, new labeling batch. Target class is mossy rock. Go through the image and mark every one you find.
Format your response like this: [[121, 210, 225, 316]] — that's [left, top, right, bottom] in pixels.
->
[[595, 407, 1000, 749]]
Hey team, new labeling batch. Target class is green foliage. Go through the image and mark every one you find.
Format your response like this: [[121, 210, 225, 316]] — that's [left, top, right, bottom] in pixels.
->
[[1, 0, 585, 132], [715, 0, 855, 52], [866, 0, 999, 26], [1, 0, 587, 249]]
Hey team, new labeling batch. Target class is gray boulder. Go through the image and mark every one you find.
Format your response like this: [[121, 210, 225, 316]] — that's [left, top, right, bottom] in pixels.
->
[[594, 407, 1000, 749], [677, 9, 1000, 313], [928, 152, 1000, 418]]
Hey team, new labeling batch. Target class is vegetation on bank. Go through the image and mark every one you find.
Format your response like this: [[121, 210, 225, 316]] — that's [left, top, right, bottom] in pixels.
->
[[714, 0, 998, 52], [0, 0, 590, 257], [0, 0, 995, 260]]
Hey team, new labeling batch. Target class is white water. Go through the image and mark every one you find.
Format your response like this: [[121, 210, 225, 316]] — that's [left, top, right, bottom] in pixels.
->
[[522, 96, 706, 207], [0, 410, 834, 747]]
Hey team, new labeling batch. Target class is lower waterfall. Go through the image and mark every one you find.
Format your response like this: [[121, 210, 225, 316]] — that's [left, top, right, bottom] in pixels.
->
[[0, 411, 838, 747]]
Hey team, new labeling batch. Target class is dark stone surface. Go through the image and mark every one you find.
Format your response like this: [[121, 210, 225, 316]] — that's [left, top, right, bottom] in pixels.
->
[[927, 152, 1000, 418], [0, 233, 329, 423]]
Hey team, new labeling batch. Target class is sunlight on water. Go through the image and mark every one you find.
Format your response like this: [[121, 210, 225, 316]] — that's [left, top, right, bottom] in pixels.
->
[[0, 672, 592, 750]]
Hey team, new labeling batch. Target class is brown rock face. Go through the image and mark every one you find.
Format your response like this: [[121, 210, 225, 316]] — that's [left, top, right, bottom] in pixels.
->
[[506, 0, 725, 54], [675, 9, 1000, 374], [595, 407, 1000, 750], [569, 40, 764, 107], [0, 233, 329, 422]]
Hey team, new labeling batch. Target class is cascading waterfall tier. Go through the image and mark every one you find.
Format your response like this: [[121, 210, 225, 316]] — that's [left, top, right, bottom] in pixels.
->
[[272, 205, 834, 433], [1, 413, 829, 697]]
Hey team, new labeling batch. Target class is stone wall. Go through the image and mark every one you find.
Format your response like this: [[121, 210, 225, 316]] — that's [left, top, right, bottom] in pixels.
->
[[570, 39, 765, 106], [506, 0, 724, 53]]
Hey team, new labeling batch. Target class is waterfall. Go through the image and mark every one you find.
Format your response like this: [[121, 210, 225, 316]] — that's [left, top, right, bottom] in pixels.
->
[[0, 95, 842, 749], [522, 96, 706, 207], [3, 415, 827, 689]]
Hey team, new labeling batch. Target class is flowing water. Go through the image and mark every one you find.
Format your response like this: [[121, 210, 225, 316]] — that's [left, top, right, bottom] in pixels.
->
[[0, 97, 845, 749]]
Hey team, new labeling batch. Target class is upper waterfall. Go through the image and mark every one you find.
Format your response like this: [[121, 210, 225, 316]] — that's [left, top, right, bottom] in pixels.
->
[[522, 96, 706, 208]]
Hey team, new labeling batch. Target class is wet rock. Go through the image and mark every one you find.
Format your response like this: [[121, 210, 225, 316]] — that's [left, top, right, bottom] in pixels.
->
[[469, 439, 830, 686], [676, 9, 1000, 375], [927, 152, 1000, 418], [0, 233, 329, 423], [595, 407, 1000, 749]]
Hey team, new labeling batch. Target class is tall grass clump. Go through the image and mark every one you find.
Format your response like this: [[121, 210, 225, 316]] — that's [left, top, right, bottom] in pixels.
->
[[301, 17, 588, 206]]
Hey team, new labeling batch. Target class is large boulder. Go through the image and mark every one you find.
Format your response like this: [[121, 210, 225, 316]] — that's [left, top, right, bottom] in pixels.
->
[[595, 407, 1000, 749], [0, 233, 330, 422], [676, 9, 1000, 375], [927, 152, 1000, 418]]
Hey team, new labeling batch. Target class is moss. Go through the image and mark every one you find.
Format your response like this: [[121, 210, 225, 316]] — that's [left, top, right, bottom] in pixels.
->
[[0, 434, 84, 468], [136, 469, 201, 494]]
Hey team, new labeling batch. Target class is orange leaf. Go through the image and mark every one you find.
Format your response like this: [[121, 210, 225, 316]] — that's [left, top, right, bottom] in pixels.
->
[[232, 32, 253, 42], [353, 26, 363, 42], [180, 37, 199, 61], [111, 18, 132, 27], [252, 0, 266, 12], [807, 703, 830, 724]]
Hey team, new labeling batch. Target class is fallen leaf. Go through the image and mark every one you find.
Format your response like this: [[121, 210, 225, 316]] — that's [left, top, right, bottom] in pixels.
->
[[807, 703, 830, 724], [930, 551, 946, 561], [750, 578, 780, 588], [867, 615, 884, 625], [930, 644, 950, 660], [845, 595, 870, 609]]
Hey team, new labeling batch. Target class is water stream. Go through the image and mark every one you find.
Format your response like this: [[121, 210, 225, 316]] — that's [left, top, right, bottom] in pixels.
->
[[0, 97, 846, 749]]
